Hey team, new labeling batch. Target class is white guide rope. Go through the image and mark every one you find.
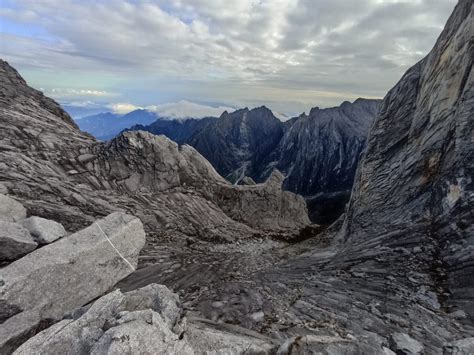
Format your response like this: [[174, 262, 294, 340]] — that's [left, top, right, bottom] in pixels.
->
[[95, 222, 136, 272]]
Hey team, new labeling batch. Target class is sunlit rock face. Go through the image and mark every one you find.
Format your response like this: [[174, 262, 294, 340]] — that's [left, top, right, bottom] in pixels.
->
[[341, 0, 473, 318]]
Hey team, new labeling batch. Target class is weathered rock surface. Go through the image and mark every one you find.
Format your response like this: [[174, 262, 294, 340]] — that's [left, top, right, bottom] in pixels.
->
[[0, 194, 27, 223], [0, 61, 309, 240], [19, 216, 66, 244], [0, 221, 37, 262], [14, 284, 276, 355], [0, 212, 145, 353]]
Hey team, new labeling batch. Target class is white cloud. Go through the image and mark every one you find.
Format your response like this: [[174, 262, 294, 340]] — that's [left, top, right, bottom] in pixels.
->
[[107, 100, 233, 118], [146, 100, 234, 119], [108, 103, 143, 114], [0, 0, 457, 112], [50, 88, 112, 97]]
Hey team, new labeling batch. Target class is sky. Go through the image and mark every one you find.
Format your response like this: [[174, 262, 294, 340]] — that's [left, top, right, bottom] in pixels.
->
[[0, 0, 457, 118]]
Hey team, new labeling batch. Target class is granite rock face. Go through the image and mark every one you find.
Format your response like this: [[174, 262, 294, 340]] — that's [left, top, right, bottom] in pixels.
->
[[0, 60, 310, 241], [342, 0, 473, 321]]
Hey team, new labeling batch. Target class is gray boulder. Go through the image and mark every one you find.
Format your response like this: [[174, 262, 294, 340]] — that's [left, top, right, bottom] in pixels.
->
[[13, 286, 193, 355], [19, 216, 66, 244], [0, 212, 145, 353], [0, 221, 37, 261], [0, 194, 26, 223]]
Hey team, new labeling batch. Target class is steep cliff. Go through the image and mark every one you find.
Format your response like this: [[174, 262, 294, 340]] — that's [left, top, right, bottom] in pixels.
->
[[267, 98, 381, 223]]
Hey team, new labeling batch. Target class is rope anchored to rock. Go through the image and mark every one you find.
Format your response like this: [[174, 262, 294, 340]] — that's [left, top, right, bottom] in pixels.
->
[[95, 222, 136, 272]]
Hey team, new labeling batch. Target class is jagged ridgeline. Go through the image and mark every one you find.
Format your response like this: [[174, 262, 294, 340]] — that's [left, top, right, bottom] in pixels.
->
[[0, 0, 473, 354], [128, 99, 381, 224]]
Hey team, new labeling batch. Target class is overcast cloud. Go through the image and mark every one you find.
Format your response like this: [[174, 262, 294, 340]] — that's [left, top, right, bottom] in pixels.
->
[[0, 0, 457, 115]]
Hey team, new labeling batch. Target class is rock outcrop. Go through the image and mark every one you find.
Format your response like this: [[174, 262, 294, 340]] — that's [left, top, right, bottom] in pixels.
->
[[14, 283, 276, 355]]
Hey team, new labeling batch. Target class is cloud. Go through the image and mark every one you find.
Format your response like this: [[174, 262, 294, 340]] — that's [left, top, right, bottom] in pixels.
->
[[46, 88, 113, 98], [146, 100, 234, 119], [107, 100, 233, 118], [0, 0, 457, 113], [108, 103, 142, 115]]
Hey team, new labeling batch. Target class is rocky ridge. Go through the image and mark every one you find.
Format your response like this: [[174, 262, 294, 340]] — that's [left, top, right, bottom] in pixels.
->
[[0, 60, 309, 242], [131, 99, 380, 224]]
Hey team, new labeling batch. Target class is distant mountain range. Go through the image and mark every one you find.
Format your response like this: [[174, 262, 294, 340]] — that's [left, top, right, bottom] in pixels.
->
[[74, 109, 158, 140], [127, 99, 381, 223]]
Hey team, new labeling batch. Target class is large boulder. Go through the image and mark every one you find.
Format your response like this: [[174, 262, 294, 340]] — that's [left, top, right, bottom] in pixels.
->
[[19, 216, 66, 244], [0, 212, 145, 353], [13, 288, 194, 355], [0, 221, 37, 262], [0, 194, 27, 223]]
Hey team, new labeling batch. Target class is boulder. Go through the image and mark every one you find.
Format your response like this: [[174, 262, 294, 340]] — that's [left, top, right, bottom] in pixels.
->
[[0, 194, 27, 223], [0, 221, 37, 261], [389, 333, 424, 355], [121, 283, 181, 328], [19, 216, 66, 244], [13, 286, 193, 355], [0, 212, 145, 353]]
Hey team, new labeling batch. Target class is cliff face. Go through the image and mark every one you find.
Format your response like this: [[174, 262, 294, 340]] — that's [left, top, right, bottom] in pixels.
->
[[342, 0, 473, 317], [267, 98, 380, 223], [0, 60, 310, 242]]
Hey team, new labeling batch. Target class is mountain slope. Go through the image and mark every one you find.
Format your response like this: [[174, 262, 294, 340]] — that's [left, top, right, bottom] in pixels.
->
[[0, 59, 310, 242], [265, 98, 381, 222]]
